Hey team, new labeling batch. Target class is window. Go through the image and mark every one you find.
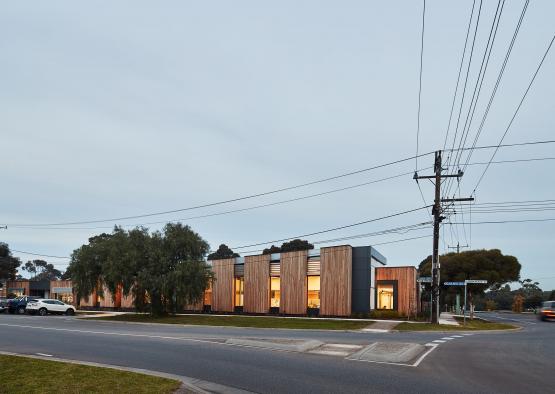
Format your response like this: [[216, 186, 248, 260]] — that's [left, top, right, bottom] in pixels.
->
[[270, 277, 280, 308], [55, 293, 73, 304], [234, 277, 244, 307], [204, 284, 212, 306], [307, 276, 320, 309], [377, 283, 395, 310]]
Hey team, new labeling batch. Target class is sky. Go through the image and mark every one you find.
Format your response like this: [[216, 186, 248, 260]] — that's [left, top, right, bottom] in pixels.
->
[[1, 1, 554, 290]]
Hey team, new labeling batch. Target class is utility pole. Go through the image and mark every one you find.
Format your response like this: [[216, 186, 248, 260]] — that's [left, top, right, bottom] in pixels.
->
[[448, 242, 468, 254], [415, 150, 473, 324]]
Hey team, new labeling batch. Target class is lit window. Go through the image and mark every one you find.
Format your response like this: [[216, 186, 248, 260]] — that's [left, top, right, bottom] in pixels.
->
[[270, 277, 280, 308], [307, 276, 320, 309], [204, 283, 212, 306], [377, 284, 394, 310], [234, 277, 244, 307]]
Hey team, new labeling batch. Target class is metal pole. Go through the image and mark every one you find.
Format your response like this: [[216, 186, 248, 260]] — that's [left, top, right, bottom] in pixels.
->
[[463, 282, 467, 326]]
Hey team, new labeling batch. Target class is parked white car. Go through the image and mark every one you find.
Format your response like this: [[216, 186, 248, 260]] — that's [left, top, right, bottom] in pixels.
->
[[26, 299, 76, 316]]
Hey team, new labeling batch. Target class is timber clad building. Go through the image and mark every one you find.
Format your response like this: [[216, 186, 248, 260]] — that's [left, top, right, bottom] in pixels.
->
[[204, 245, 383, 316], [2, 244, 420, 317]]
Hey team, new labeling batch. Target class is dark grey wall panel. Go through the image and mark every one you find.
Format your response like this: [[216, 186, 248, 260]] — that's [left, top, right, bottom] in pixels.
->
[[352, 246, 371, 313]]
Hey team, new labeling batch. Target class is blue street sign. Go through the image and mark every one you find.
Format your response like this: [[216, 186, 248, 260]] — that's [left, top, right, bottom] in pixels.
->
[[443, 281, 465, 286]]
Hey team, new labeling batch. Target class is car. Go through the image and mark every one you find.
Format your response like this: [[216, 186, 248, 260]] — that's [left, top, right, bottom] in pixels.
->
[[7, 296, 38, 314], [0, 297, 8, 313], [538, 301, 555, 321], [26, 299, 76, 316]]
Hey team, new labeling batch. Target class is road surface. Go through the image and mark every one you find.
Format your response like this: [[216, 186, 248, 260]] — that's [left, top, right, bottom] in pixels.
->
[[0, 312, 551, 393]]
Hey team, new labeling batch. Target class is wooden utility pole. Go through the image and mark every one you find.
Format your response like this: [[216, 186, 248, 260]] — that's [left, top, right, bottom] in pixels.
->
[[414, 150, 472, 324]]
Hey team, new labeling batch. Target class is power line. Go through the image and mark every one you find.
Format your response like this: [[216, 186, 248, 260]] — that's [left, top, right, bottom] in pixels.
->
[[6, 153, 555, 233], [452, 0, 505, 172], [8, 169, 423, 230], [444, 0, 483, 185], [450, 218, 555, 225], [5, 151, 435, 227], [10, 249, 70, 260], [415, 0, 426, 171], [461, 0, 530, 174], [443, 0, 476, 152], [473, 32, 555, 193], [231, 205, 431, 250], [3, 139, 555, 230]]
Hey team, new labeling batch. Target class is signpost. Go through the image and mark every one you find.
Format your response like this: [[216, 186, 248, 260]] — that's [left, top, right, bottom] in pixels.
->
[[463, 279, 487, 325], [418, 277, 432, 283], [443, 282, 465, 286]]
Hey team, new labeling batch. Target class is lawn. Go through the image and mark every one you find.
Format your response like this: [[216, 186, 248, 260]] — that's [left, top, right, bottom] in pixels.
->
[[0, 355, 181, 394], [92, 314, 373, 330], [395, 317, 517, 331]]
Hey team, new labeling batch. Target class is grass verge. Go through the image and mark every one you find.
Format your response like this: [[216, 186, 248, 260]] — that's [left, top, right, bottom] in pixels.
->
[[395, 317, 517, 331], [0, 355, 181, 394], [92, 314, 373, 330]]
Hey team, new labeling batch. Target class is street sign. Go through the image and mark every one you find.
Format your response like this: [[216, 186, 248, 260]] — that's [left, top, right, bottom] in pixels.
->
[[443, 281, 465, 286], [418, 277, 432, 283], [466, 279, 487, 284]]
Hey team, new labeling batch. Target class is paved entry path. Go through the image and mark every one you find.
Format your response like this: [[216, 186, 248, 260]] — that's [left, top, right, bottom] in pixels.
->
[[361, 320, 398, 332]]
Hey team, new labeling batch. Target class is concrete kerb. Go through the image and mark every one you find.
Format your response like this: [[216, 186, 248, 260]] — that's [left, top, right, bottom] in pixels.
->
[[0, 350, 252, 394], [225, 338, 323, 352]]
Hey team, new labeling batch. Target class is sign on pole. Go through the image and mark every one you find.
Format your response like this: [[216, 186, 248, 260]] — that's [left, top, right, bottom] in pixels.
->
[[418, 277, 432, 283], [465, 279, 487, 284], [443, 281, 465, 286]]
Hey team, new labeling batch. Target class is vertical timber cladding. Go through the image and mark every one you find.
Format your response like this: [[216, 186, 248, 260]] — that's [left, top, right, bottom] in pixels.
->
[[320, 245, 352, 316], [375, 267, 417, 316], [211, 258, 235, 312], [244, 254, 270, 313], [280, 250, 308, 315]]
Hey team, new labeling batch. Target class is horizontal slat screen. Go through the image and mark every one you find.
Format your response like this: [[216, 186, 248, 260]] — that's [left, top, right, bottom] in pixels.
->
[[307, 259, 320, 275], [234, 263, 244, 277], [270, 261, 280, 276]]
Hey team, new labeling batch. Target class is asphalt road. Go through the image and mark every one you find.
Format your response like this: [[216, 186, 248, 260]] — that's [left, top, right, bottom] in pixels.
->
[[0, 312, 552, 393]]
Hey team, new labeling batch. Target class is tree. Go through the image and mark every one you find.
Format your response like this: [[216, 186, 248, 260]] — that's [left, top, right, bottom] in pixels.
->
[[280, 239, 314, 253], [262, 239, 314, 255], [518, 279, 543, 309], [207, 244, 239, 260], [21, 259, 62, 281], [0, 242, 21, 282], [67, 223, 213, 316], [418, 249, 521, 309], [262, 245, 281, 255]]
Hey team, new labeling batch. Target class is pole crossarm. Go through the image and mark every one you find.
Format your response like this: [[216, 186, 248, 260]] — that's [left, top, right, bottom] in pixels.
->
[[441, 197, 475, 203]]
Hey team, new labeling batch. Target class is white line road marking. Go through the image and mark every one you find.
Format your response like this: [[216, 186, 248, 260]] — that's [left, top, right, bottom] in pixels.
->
[[425, 343, 437, 346], [360, 329, 389, 333], [450, 335, 464, 338], [36, 353, 53, 357], [0, 323, 224, 345], [432, 340, 445, 343], [462, 333, 473, 336], [441, 337, 455, 340]]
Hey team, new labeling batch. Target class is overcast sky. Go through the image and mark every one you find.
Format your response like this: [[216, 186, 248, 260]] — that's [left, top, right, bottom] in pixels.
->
[[2, 1, 554, 289]]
